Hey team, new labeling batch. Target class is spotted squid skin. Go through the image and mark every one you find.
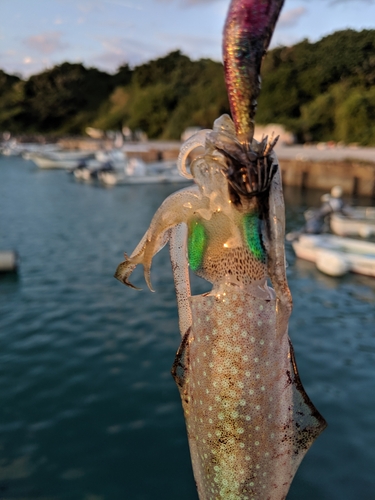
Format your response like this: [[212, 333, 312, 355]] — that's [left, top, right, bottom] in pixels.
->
[[173, 284, 325, 500], [223, 0, 285, 144]]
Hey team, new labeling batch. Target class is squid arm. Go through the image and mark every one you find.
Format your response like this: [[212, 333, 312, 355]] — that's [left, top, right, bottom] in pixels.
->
[[114, 226, 172, 290], [169, 223, 193, 337], [114, 186, 207, 292], [265, 153, 292, 336]]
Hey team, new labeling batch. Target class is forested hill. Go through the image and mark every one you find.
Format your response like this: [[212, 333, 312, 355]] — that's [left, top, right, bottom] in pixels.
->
[[258, 29, 375, 145], [0, 52, 228, 140], [1, 29, 375, 145]]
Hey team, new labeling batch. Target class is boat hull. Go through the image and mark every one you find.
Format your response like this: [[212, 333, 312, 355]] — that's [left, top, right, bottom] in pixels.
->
[[292, 234, 375, 277], [331, 211, 375, 238], [30, 151, 95, 169]]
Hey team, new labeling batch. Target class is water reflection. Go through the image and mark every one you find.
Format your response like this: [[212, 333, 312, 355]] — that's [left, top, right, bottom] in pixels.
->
[[0, 157, 374, 499]]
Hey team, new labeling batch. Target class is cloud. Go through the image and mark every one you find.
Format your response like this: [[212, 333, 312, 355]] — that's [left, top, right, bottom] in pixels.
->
[[157, 31, 221, 60], [159, 0, 375, 7], [104, 0, 144, 9], [93, 30, 222, 72], [328, 0, 374, 3], [158, 31, 219, 48], [76, 0, 99, 13], [181, 0, 218, 4], [0, 48, 52, 78], [23, 32, 68, 55], [278, 6, 307, 28], [156, 0, 220, 5], [74, 0, 143, 12], [306, 0, 374, 3], [270, 32, 299, 49], [92, 36, 157, 71]]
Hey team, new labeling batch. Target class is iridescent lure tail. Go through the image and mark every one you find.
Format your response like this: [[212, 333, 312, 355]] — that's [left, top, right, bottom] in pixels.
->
[[217, 0, 285, 205], [223, 0, 285, 145]]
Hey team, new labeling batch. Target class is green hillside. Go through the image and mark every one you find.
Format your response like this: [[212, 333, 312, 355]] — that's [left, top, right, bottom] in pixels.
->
[[1, 29, 375, 144], [257, 29, 375, 144]]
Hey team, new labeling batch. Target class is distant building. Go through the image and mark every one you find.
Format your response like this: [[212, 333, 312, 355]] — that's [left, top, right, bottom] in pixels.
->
[[254, 124, 295, 145]]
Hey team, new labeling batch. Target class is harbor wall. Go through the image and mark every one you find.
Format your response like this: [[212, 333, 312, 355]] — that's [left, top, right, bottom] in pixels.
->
[[56, 137, 375, 197], [280, 159, 375, 198], [57, 138, 182, 162]]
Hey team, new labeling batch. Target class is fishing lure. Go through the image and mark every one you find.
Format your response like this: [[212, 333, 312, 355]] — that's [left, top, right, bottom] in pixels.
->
[[115, 1, 326, 499]]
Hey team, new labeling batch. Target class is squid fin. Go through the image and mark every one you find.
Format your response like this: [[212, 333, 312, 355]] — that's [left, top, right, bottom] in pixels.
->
[[288, 340, 327, 470], [171, 328, 191, 396]]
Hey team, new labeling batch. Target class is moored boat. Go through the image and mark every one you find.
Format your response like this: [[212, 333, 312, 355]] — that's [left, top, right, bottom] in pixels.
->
[[98, 159, 191, 186], [72, 162, 97, 181], [292, 233, 375, 277], [330, 207, 375, 237], [29, 150, 96, 169]]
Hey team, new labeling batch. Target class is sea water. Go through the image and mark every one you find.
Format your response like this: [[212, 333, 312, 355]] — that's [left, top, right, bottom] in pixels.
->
[[0, 156, 374, 500]]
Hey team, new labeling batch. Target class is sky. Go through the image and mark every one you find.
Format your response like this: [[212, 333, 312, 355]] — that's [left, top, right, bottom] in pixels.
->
[[1, 0, 375, 77]]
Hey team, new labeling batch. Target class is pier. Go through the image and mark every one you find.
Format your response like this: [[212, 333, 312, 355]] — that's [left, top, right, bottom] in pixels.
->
[[280, 158, 375, 198], [56, 137, 375, 197]]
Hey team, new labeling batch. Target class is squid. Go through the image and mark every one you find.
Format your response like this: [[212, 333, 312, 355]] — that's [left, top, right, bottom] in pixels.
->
[[115, 1, 326, 499]]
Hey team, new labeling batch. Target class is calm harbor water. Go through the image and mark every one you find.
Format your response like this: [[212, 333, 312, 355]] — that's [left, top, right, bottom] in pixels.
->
[[1, 155, 375, 500]]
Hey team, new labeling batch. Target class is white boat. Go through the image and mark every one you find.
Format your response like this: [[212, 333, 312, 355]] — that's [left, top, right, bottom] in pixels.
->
[[72, 164, 97, 181], [71, 155, 141, 183], [1, 141, 24, 156], [1, 140, 59, 157], [330, 207, 375, 238], [349, 207, 375, 219], [99, 170, 191, 185], [70, 150, 132, 181], [292, 234, 375, 277], [98, 159, 191, 186], [22, 144, 60, 159], [29, 150, 95, 169], [94, 149, 127, 169]]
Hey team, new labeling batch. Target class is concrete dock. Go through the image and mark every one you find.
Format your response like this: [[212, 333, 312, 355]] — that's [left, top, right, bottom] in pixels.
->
[[275, 144, 375, 197], [57, 137, 375, 198]]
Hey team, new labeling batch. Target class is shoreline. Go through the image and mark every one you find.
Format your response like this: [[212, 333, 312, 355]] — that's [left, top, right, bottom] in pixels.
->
[[3, 136, 375, 197]]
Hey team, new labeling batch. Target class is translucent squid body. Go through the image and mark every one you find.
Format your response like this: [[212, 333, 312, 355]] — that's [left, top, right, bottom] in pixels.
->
[[115, 115, 326, 500], [115, 1, 326, 499]]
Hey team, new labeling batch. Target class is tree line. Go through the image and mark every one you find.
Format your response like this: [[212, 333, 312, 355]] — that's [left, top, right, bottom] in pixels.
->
[[1, 29, 375, 145]]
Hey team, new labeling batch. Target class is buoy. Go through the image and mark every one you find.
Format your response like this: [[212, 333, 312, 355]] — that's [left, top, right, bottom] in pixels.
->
[[315, 249, 349, 277], [0, 250, 19, 273]]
